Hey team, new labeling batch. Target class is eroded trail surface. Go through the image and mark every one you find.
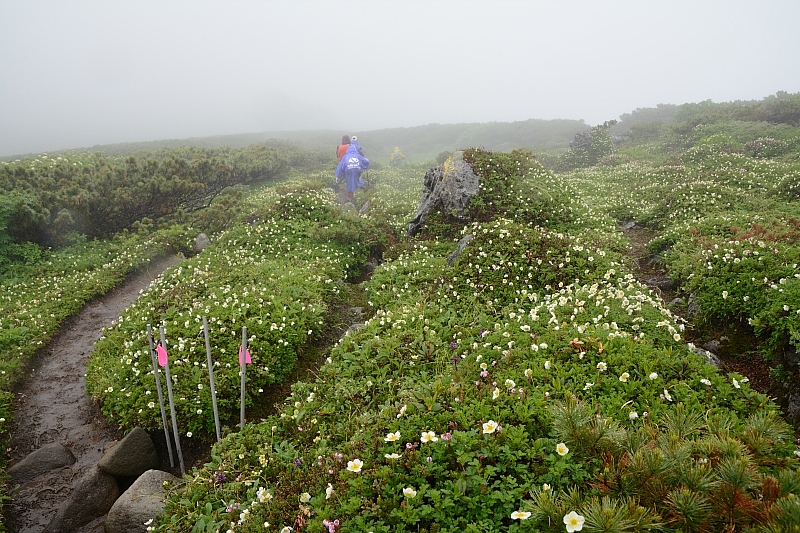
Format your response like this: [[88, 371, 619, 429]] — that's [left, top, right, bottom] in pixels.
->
[[6, 255, 181, 533]]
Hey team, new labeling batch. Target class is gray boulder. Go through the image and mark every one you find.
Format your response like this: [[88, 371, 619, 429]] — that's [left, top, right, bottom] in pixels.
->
[[43, 465, 120, 533], [407, 151, 479, 237], [193, 233, 211, 252], [358, 199, 371, 215], [447, 234, 474, 266], [98, 427, 159, 477], [687, 342, 723, 369], [8, 442, 76, 486], [105, 469, 179, 533]]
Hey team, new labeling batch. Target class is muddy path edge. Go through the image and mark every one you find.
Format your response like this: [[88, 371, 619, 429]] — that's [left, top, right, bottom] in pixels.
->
[[4, 254, 183, 533]]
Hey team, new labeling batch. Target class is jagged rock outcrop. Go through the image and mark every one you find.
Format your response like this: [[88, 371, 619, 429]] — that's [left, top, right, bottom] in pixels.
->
[[407, 151, 479, 237], [8, 442, 76, 486], [98, 427, 160, 478], [105, 469, 179, 533], [43, 465, 120, 533]]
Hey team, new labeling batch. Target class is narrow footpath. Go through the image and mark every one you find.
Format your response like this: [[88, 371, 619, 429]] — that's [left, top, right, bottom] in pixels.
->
[[6, 255, 181, 533]]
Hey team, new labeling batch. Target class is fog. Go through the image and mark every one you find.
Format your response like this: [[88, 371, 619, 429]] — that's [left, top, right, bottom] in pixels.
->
[[1, 0, 799, 157]]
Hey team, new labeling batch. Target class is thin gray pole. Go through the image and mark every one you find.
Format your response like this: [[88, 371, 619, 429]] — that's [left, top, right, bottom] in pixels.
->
[[147, 324, 174, 467], [203, 317, 222, 442], [240, 326, 247, 431], [160, 326, 185, 475]]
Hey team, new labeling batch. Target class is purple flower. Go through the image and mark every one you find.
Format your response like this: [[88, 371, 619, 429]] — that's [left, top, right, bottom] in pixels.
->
[[450, 341, 457, 349], [215, 472, 226, 483], [295, 458, 302, 466]]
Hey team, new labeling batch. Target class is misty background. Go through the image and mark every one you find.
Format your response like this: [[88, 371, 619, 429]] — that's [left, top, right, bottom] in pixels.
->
[[1, 0, 799, 157]]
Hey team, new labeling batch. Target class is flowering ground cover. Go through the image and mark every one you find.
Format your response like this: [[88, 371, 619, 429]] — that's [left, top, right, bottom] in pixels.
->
[[85, 183, 391, 437], [149, 148, 800, 532], [0, 229, 188, 437]]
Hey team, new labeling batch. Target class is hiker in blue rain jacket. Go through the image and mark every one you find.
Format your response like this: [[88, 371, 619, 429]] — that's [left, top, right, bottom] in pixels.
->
[[335, 142, 370, 198]]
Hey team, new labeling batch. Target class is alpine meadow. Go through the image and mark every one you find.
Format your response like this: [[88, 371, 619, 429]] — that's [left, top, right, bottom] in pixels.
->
[[2, 92, 800, 532]]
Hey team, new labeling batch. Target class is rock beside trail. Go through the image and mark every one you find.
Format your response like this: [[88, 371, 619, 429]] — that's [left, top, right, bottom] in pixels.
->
[[407, 150, 479, 237], [8, 442, 76, 486], [43, 465, 120, 533], [194, 233, 211, 252], [99, 427, 160, 477], [105, 469, 179, 533]]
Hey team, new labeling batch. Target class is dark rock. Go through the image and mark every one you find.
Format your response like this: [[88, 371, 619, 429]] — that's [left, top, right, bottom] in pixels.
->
[[703, 339, 722, 353], [358, 199, 371, 215], [105, 469, 179, 533], [688, 343, 723, 369], [447, 234, 474, 266], [407, 151, 479, 237], [687, 294, 700, 317], [644, 278, 677, 291], [346, 323, 366, 335], [8, 442, 76, 486], [622, 221, 637, 230], [193, 233, 210, 252], [98, 427, 159, 478], [783, 345, 800, 368], [43, 465, 120, 533], [785, 393, 800, 422]]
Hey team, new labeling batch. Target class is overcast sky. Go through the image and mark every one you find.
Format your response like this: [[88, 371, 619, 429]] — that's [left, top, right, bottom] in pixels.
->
[[1, 0, 799, 157]]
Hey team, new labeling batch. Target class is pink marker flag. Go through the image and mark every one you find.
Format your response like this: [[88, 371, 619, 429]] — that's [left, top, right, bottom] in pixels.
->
[[239, 345, 252, 366], [157, 344, 168, 367]]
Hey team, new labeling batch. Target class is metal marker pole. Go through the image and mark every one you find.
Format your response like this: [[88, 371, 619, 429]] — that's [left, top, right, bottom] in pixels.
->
[[240, 326, 247, 431], [160, 326, 185, 475], [147, 324, 174, 467], [203, 317, 222, 442]]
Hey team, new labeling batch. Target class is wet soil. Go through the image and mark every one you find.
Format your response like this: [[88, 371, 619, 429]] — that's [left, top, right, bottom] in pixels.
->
[[5, 255, 185, 533], [624, 224, 778, 398]]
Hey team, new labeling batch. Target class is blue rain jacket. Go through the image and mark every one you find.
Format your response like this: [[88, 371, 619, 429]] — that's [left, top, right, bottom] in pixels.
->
[[335, 143, 370, 193]]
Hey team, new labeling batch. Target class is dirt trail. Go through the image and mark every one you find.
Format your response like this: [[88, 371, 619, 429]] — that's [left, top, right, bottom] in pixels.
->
[[623, 225, 776, 397], [5, 255, 181, 533]]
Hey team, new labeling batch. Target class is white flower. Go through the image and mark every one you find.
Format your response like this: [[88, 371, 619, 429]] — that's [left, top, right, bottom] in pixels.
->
[[511, 510, 531, 520], [257, 487, 273, 503], [346, 458, 363, 473], [299, 492, 311, 503], [402, 487, 417, 498], [384, 431, 401, 442], [542, 483, 552, 490], [649, 372, 658, 380], [722, 290, 729, 299], [564, 511, 586, 532], [421, 431, 439, 443], [505, 379, 516, 389], [629, 411, 639, 420], [700, 378, 712, 386], [492, 387, 500, 399], [397, 404, 407, 418], [596, 362, 607, 372], [733, 378, 740, 389], [281, 527, 293, 533], [663, 389, 673, 402], [385, 452, 401, 460], [524, 368, 533, 378], [482, 420, 499, 434], [556, 442, 569, 456], [619, 372, 630, 383], [326, 483, 334, 499]]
